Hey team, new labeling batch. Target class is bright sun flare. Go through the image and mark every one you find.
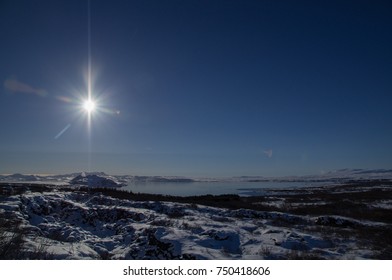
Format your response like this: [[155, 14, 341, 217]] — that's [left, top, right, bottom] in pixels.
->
[[83, 99, 96, 113]]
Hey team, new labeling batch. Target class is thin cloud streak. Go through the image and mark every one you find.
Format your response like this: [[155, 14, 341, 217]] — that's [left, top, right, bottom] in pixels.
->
[[4, 78, 47, 97]]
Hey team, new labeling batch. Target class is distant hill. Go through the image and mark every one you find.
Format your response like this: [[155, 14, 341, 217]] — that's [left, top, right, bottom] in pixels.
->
[[1, 168, 391, 184], [69, 173, 122, 188]]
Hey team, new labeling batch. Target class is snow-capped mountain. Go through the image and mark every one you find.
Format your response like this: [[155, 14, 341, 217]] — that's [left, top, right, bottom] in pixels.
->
[[69, 173, 122, 188], [0, 173, 41, 182]]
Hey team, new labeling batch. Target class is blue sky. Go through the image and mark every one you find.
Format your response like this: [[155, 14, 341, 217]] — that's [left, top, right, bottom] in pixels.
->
[[1, 0, 391, 177]]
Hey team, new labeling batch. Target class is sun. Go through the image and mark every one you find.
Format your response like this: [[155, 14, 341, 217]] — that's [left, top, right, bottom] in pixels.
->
[[83, 99, 96, 114]]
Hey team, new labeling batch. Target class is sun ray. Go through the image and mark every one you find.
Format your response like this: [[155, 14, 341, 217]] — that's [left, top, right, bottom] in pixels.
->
[[87, 0, 92, 172], [87, 0, 92, 103]]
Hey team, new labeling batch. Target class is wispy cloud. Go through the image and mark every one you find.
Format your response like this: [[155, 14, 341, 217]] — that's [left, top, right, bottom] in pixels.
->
[[263, 149, 273, 158], [4, 78, 47, 97]]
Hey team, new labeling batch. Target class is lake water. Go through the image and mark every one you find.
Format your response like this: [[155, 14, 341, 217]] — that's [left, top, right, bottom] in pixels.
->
[[123, 181, 332, 196]]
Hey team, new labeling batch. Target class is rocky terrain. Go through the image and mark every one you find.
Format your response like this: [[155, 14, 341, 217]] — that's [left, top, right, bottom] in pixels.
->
[[0, 180, 391, 259]]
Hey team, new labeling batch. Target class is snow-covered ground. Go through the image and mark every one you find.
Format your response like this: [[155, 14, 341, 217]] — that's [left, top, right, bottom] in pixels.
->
[[1, 181, 391, 259]]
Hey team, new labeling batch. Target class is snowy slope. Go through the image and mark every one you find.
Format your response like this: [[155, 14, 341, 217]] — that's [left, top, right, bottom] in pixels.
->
[[1, 184, 390, 260]]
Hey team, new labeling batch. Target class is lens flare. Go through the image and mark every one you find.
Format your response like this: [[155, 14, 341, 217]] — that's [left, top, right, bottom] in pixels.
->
[[83, 99, 96, 114]]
